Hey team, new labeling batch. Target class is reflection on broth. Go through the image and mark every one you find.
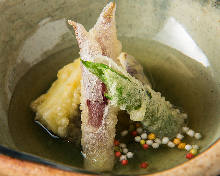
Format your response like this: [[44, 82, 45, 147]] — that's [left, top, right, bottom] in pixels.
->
[[154, 17, 210, 68]]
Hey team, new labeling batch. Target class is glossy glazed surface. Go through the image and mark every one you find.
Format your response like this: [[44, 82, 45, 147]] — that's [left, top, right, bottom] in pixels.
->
[[0, 0, 219, 175]]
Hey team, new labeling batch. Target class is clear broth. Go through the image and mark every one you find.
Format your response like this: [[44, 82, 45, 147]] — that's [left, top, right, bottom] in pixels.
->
[[8, 37, 219, 175]]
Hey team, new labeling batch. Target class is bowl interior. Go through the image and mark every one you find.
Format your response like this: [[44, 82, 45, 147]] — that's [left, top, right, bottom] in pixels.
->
[[0, 0, 220, 175]]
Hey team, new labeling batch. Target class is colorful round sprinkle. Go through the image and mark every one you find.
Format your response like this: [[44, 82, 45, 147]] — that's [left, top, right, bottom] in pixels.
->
[[168, 141, 175, 148], [185, 144, 192, 151], [148, 133, 156, 140], [131, 131, 138, 137], [154, 138, 161, 144], [135, 136, 141, 142], [146, 140, 153, 145], [137, 127, 143, 134], [152, 143, 160, 149], [127, 152, 134, 159], [136, 123, 141, 128], [140, 140, 145, 145], [187, 129, 195, 137], [142, 144, 149, 150], [176, 133, 184, 140], [140, 162, 148, 168], [194, 133, 202, 140], [114, 140, 119, 146], [178, 142, 186, 149], [141, 133, 148, 140], [186, 153, 194, 159], [121, 159, 128, 165], [121, 130, 128, 137], [190, 148, 197, 155], [120, 155, 127, 161], [115, 151, 121, 157], [182, 126, 189, 133], [173, 138, 181, 145], [192, 145, 199, 150], [162, 137, 169, 144], [123, 148, 128, 154]]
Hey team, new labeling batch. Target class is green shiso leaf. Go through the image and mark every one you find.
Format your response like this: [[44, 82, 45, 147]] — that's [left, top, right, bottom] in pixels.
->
[[81, 59, 185, 138], [81, 59, 144, 112]]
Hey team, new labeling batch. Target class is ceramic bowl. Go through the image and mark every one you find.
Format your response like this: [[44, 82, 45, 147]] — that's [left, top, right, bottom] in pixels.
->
[[0, 0, 220, 175]]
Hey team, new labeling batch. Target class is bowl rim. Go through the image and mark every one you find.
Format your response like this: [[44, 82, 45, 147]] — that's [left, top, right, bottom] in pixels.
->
[[0, 138, 219, 176]]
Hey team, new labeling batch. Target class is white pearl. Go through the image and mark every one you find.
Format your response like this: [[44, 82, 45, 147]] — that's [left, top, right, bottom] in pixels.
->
[[176, 133, 184, 140], [135, 136, 141, 142], [126, 152, 134, 159], [162, 137, 169, 144], [141, 133, 148, 140], [192, 145, 199, 150], [146, 140, 153, 145], [194, 133, 202, 140], [123, 148, 128, 154], [120, 155, 127, 161], [121, 130, 128, 137], [182, 113, 188, 119], [185, 144, 192, 151], [136, 127, 143, 134], [154, 138, 161, 144], [152, 143, 160, 149], [120, 143, 127, 148], [176, 109, 180, 114], [168, 141, 175, 148], [187, 130, 195, 137], [182, 126, 189, 133]]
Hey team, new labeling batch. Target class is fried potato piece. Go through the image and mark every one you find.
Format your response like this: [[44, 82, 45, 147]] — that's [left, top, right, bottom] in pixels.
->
[[31, 58, 81, 137]]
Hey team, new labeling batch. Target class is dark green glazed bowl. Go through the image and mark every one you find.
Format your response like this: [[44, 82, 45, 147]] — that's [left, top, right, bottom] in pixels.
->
[[0, 0, 219, 175]]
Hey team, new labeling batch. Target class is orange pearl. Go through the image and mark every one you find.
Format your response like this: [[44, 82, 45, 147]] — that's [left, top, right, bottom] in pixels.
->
[[136, 123, 141, 128], [173, 138, 181, 145], [148, 133, 156, 140], [178, 142, 186, 149]]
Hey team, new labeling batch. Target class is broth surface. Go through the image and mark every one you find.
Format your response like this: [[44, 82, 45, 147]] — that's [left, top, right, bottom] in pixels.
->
[[8, 37, 219, 174]]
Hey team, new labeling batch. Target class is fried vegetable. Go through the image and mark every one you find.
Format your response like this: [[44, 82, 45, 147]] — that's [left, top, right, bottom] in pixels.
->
[[117, 52, 151, 87], [69, 2, 121, 171], [31, 58, 81, 137], [82, 59, 186, 138], [30, 52, 149, 140]]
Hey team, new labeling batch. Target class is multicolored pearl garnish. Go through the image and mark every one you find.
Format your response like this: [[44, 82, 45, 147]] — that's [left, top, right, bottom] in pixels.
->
[[114, 140, 134, 166], [114, 123, 203, 167], [134, 126, 202, 151]]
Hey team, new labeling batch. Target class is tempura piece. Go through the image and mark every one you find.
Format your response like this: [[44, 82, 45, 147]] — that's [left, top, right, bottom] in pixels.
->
[[117, 52, 151, 87], [30, 51, 149, 139], [69, 2, 121, 171], [31, 58, 81, 137], [82, 58, 186, 138]]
